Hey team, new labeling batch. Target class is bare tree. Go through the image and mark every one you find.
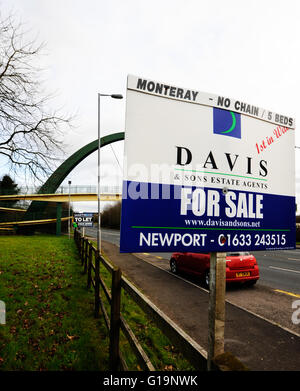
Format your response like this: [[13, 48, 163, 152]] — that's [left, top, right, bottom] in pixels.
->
[[0, 13, 72, 181]]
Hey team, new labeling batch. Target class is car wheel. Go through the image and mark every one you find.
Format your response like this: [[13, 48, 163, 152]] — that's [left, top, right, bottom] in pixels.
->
[[170, 259, 178, 274], [204, 270, 210, 289]]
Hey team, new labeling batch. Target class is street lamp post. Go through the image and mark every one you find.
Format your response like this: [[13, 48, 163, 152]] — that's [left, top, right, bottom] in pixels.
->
[[97, 93, 123, 254], [68, 180, 71, 239]]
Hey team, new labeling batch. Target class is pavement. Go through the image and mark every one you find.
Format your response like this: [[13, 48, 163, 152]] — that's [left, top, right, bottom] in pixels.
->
[[101, 240, 300, 371]]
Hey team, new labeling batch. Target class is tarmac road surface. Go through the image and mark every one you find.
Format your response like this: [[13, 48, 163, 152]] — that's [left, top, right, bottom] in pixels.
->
[[85, 227, 300, 295], [101, 239, 300, 371]]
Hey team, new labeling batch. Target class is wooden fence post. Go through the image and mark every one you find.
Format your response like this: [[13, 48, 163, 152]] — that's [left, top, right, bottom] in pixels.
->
[[76, 230, 79, 248], [83, 241, 89, 273], [94, 252, 100, 318], [207, 252, 226, 371], [76, 231, 80, 251], [87, 246, 93, 289], [109, 267, 122, 371], [79, 236, 82, 258], [81, 238, 85, 265]]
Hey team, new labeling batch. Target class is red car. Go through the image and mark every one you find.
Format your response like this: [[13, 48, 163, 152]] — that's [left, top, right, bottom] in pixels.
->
[[170, 252, 259, 288]]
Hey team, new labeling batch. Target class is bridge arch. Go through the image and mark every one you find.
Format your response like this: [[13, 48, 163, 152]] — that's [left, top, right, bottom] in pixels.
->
[[24, 132, 125, 220]]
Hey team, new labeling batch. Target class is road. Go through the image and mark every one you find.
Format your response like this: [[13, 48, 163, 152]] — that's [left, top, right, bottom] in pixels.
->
[[83, 227, 300, 369], [85, 227, 300, 295], [100, 239, 300, 371]]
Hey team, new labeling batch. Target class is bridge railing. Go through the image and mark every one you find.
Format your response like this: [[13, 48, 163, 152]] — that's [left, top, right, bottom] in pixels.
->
[[0, 185, 122, 195], [54, 185, 122, 194]]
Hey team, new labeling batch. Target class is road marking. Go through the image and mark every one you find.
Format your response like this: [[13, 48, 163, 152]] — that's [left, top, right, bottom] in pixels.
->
[[156, 256, 163, 259], [269, 266, 300, 274], [274, 289, 300, 298], [87, 229, 120, 237], [143, 253, 150, 256], [133, 253, 300, 338], [288, 258, 300, 261], [102, 231, 120, 236], [134, 253, 209, 292], [224, 300, 300, 339]]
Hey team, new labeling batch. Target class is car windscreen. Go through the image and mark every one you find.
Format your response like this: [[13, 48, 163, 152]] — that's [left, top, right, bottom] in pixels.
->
[[226, 252, 250, 256]]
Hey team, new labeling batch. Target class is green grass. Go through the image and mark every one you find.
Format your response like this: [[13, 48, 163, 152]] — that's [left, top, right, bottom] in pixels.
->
[[92, 242, 194, 371], [0, 234, 195, 371], [119, 289, 194, 371], [0, 235, 109, 371]]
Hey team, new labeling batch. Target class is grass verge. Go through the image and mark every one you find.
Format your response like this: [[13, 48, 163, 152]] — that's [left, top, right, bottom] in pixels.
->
[[89, 240, 194, 371], [0, 235, 109, 371]]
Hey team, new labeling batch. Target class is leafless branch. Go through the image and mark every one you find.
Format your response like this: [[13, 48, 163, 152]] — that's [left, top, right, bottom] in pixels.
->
[[0, 13, 72, 182]]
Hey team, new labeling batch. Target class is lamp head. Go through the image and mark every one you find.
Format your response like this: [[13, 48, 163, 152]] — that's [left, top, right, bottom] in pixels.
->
[[111, 94, 123, 99]]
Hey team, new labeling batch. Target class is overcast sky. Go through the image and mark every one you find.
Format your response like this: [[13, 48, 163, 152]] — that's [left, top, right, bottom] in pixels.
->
[[1, 0, 300, 212]]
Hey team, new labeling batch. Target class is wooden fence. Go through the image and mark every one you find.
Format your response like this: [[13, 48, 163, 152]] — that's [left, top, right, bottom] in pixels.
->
[[74, 229, 247, 371]]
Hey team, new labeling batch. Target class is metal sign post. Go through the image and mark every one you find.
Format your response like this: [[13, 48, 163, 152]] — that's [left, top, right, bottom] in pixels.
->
[[207, 252, 226, 371], [68, 180, 71, 239], [97, 93, 101, 254], [56, 202, 62, 236]]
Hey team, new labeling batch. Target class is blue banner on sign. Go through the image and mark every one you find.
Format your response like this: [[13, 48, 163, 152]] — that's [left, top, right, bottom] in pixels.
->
[[120, 181, 295, 253]]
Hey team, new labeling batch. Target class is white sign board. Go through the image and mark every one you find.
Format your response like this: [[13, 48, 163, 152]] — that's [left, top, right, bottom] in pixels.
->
[[120, 75, 295, 253]]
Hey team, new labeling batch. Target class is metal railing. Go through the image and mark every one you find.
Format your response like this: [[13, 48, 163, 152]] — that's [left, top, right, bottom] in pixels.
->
[[0, 185, 122, 195]]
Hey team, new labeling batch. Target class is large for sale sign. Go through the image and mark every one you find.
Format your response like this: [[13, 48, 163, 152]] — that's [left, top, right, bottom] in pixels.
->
[[120, 75, 295, 253]]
